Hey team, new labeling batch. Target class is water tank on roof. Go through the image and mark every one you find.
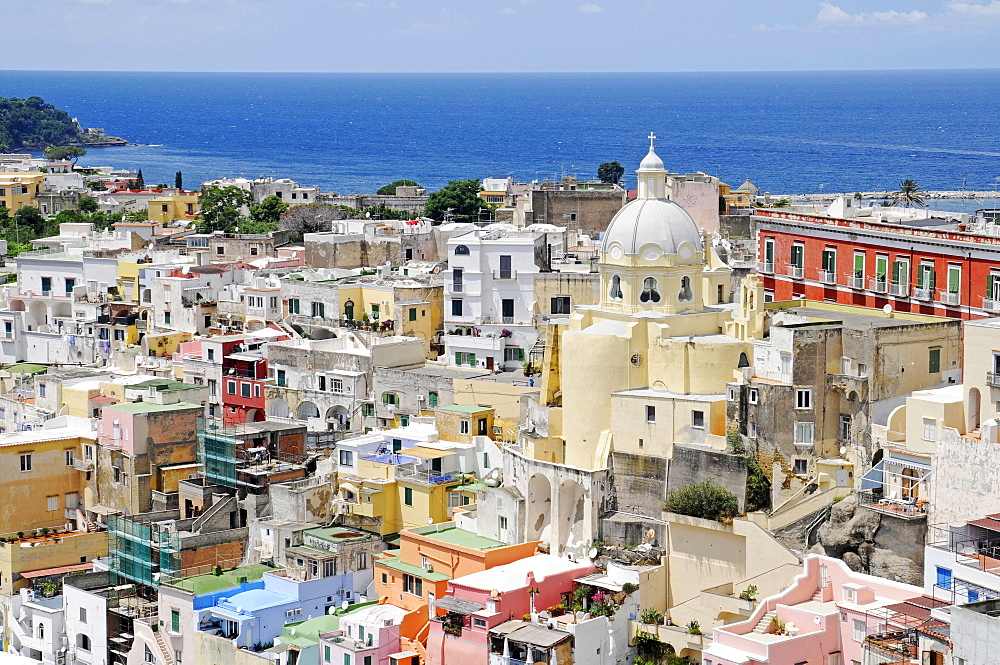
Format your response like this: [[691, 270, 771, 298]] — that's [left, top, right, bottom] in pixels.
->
[[983, 418, 999, 444]]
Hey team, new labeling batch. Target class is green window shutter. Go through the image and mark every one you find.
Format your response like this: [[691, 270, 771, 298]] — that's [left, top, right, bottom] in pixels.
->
[[929, 348, 941, 373], [409, 308, 417, 321], [429, 392, 438, 407], [876, 257, 887, 278], [930, 268, 936, 290], [892, 261, 900, 283], [949, 268, 960, 293], [518, 348, 525, 361], [455, 352, 461, 365], [989, 274, 996, 297], [469, 353, 476, 366], [765, 241, 774, 263], [917, 267, 924, 288], [382, 393, 389, 404], [854, 253, 864, 276]]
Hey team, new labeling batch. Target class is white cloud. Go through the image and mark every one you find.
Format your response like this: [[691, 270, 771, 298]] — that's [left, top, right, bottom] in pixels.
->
[[752, 23, 797, 32], [502, 7, 520, 15], [946, 1, 1000, 15], [578, 3, 604, 14], [814, 2, 928, 26]]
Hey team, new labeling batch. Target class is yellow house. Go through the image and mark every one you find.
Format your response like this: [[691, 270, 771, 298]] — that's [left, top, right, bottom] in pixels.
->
[[434, 404, 494, 442], [147, 190, 199, 225], [336, 277, 443, 358], [0, 530, 108, 594], [0, 172, 44, 214], [117, 256, 143, 303], [0, 420, 94, 535]]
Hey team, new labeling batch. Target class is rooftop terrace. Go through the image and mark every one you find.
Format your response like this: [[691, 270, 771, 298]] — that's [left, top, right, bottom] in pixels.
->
[[164, 563, 276, 595]]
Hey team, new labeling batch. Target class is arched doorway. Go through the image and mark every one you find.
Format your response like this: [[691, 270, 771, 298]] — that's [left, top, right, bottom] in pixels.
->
[[344, 299, 355, 321], [526, 474, 552, 542], [901, 467, 919, 500], [296, 401, 320, 421], [969, 387, 981, 432], [326, 405, 350, 430], [267, 397, 291, 419], [557, 479, 586, 554], [27, 301, 47, 330], [245, 408, 265, 423]]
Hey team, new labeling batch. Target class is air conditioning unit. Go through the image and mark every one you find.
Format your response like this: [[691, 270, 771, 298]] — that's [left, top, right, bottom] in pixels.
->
[[422, 561, 434, 573], [417, 394, 425, 402]]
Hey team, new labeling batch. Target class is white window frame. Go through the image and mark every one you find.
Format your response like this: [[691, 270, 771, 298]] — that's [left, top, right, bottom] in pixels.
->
[[748, 388, 758, 405], [19, 453, 32, 472], [795, 388, 812, 409], [923, 418, 937, 442], [794, 422, 814, 446]]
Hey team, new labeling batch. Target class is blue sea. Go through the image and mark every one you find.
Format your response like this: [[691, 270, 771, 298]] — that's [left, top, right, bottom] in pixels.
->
[[2, 70, 999, 196]]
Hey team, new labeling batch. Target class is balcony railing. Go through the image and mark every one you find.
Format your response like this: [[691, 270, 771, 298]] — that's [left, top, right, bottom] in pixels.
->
[[858, 490, 927, 519], [787, 265, 804, 279], [493, 270, 517, 280], [394, 466, 461, 486], [451, 282, 464, 292], [889, 282, 908, 297], [870, 277, 888, 293], [987, 372, 1000, 389], [818, 270, 836, 284], [847, 274, 865, 289], [939, 290, 961, 306], [913, 287, 933, 301], [983, 297, 1000, 314], [758, 261, 774, 274]]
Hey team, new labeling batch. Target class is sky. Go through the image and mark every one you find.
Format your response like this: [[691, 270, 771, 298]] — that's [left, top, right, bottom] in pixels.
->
[[4, 0, 1000, 72]]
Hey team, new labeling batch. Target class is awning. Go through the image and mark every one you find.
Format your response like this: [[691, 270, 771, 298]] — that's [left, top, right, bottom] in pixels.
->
[[703, 642, 751, 664], [861, 458, 931, 490], [884, 456, 932, 473], [432, 596, 485, 615], [225, 353, 262, 362], [404, 446, 457, 459], [21, 562, 93, 579]]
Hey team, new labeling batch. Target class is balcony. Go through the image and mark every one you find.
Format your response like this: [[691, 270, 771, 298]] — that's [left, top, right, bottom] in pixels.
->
[[939, 290, 961, 306], [73, 458, 95, 472], [451, 282, 464, 292], [847, 274, 865, 289], [787, 265, 804, 279], [984, 297, 1000, 314], [865, 629, 918, 661], [394, 465, 463, 486], [858, 490, 927, 519], [869, 277, 887, 294], [889, 282, 909, 297], [758, 261, 774, 274], [817, 270, 836, 285], [987, 372, 1000, 389], [913, 287, 933, 301], [492, 270, 518, 280]]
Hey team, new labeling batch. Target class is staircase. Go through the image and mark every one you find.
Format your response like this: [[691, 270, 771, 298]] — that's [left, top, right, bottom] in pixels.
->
[[812, 589, 824, 602], [152, 626, 176, 665], [191, 496, 235, 532], [753, 610, 776, 634]]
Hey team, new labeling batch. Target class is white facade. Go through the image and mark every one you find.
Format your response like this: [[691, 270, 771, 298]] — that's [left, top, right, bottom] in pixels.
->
[[443, 228, 552, 371], [8, 589, 66, 665]]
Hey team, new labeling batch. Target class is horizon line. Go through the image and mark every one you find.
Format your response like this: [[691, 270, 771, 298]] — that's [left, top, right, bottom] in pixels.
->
[[3, 66, 1000, 76]]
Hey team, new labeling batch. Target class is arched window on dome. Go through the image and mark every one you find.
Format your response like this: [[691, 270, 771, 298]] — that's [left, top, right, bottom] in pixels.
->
[[678, 276, 694, 302], [640, 277, 661, 303], [609, 275, 623, 301], [455, 245, 470, 256]]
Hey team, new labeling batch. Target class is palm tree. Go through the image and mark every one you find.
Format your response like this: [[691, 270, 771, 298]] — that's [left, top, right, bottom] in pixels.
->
[[892, 179, 926, 208]]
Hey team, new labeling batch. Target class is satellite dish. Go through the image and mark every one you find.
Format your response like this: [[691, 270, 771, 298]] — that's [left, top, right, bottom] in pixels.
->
[[427, 518, 434, 525], [882, 304, 892, 315], [181, 265, 190, 275], [366, 212, 371, 219], [490, 589, 500, 599], [588, 547, 598, 559], [840, 446, 847, 456], [341, 600, 350, 610], [646, 528, 656, 540], [328, 606, 337, 615]]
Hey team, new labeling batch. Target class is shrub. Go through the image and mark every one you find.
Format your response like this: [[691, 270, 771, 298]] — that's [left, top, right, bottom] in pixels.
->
[[640, 608, 664, 625], [664, 480, 740, 524], [622, 582, 639, 595], [738, 584, 758, 602], [687, 619, 701, 635]]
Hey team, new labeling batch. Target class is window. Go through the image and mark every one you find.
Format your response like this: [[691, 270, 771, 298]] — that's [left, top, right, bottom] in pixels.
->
[[609, 274, 623, 300], [47, 496, 58, 511], [748, 422, 757, 439], [381, 573, 388, 584], [853, 252, 865, 281], [499, 516, 508, 530], [691, 410, 704, 428], [339, 450, 354, 466], [640, 277, 661, 303], [451, 299, 463, 316], [357, 551, 367, 570], [840, 414, 851, 441], [318, 375, 326, 391], [795, 389, 812, 409], [748, 388, 758, 404], [923, 418, 937, 442], [289, 298, 300, 314], [852, 618, 866, 642], [790, 243, 804, 268], [216, 245, 224, 255], [409, 307, 417, 321], [344, 655, 352, 665], [65, 277, 76, 296], [454, 245, 469, 256], [460, 420, 470, 434], [227, 380, 236, 395], [794, 422, 814, 446], [325, 645, 331, 662], [646, 405, 655, 423], [41, 276, 52, 294], [403, 573, 423, 596], [144, 646, 155, 664], [404, 487, 413, 506], [276, 370, 286, 387], [311, 301, 326, 318], [333, 378, 343, 393], [947, 264, 961, 295], [80, 607, 87, 623], [892, 258, 909, 288], [794, 459, 808, 475], [65, 449, 74, 466], [917, 261, 936, 290], [241, 382, 251, 398], [551, 295, 571, 314], [164, 310, 171, 324], [19, 453, 32, 472], [763, 238, 775, 270], [250, 245, 258, 256], [928, 347, 941, 373], [84, 444, 94, 460], [504, 347, 524, 362], [821, 248, 836, 275], [428, 391, 439, 407], [78, 635, 91, 652], [362, 403, 375, 417], [381, 393, 399, 406]]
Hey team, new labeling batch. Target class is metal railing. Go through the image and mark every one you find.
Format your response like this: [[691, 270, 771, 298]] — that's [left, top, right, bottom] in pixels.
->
[[818, 270, 836, 284], [870, 277, 887, 293], [758, 261, 774, 274], [493, 270, 517, 280], [913, 287, 933, 301], [889, 282, 908, 297], [787, 265, 804, 279], [939, 290, 961, 306], [983, 297, 1000, 314], [987, 372, 1000, 389], [857, 490, 927, 518], [847, 275, 865, 289]]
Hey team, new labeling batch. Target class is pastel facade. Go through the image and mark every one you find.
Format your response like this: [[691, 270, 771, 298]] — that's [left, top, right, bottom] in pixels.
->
[[0, 172, 44, 213]]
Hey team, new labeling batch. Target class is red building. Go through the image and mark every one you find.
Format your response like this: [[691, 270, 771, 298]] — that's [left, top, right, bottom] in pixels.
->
[[221, 350, 268, 426], [755, 209, 1000, 320]]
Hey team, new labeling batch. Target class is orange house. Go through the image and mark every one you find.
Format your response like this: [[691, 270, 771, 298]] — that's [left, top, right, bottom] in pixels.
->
[[374, 521, 539, 647]]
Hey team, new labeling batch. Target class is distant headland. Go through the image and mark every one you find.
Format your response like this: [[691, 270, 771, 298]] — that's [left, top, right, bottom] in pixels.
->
[[0, 95, 130, 152]]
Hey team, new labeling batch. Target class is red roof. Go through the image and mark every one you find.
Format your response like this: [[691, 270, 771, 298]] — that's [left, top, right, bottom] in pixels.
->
[[91, 396, 119, 403], [21, 561, 93, 579]]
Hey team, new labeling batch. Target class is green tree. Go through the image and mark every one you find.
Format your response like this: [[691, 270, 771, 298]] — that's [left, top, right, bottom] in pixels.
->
[[0, 96, 81, 149], [134, 169, 145, 190], [175, 171, 183, 190], [86, 180, 106, 191], [597, 161, 625, 184], [78, 196, 98, 214], [424, 179, 487, 222], [377, 180, 420, 195], [198, 185, 253, 233], [14, 206, 46, 237], [664, 480, 740, 524], [892, 179, 926, 208], [43, 145, 86, 163], [244, 195, 289, 234]]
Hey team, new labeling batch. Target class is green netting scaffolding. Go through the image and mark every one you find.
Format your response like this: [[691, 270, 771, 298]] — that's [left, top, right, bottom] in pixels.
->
[[108, 514, 180, 587], [197, 418, 239, 488]]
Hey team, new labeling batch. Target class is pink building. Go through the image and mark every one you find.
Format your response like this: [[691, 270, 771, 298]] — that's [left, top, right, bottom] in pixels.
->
[[704, 555, 933, 665], [425, 555, 594, 665], [320, 603, 407, 665]]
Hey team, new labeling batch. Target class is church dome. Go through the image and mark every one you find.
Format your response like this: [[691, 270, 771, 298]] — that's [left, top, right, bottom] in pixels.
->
[[638, 147, 664, 171], [602, 196, 702, 259]]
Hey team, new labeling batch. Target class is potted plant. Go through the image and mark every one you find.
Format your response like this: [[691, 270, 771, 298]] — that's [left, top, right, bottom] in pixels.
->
[[739, 584, 758, 603], [687, 619, 702, 635]]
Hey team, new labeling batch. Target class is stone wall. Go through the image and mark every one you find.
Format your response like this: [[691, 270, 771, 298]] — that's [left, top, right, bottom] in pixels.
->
[[933, 426, 1000, 527], [529, 189, 625, 235], [665, 444, 748, 511]]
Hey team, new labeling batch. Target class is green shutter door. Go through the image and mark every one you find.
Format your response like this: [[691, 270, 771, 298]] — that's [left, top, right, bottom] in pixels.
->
[[949, 267, 960, 293], [765, 241, 774, 263], [989, 274, 996, 299], [892, 261, 900, 284], [854, 253, 864, 276], [455, 352, 461, 365], [469, 353, 476, 366], [876, 257, 887, 278]]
